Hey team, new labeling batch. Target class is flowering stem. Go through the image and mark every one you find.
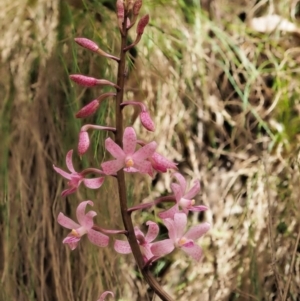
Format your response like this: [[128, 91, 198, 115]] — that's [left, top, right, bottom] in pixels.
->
[[115, 9, 174, 301], [92, 225, 128, 235], [128, 195, 176, 213]]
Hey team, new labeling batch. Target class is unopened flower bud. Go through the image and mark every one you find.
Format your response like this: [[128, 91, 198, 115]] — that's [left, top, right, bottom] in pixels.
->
[[140, 110, 155, 131], [127, 0, 134, 10], [133, 0, 142, 15], [116, 0, 124, 28], [78, 131, 90, 155], [76, 100, 100, 118], [74, 38, 99, 52], [70, 75, 100, 87], [136, 14, 149, 35]]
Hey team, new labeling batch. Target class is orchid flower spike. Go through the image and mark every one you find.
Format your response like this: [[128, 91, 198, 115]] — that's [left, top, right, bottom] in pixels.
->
[[158, 173, 207, 219], [101, 127, 157, 176], [151, 213, 210, 261], [114, 221, 159, 262], [53, 150, 105, 196], [57, 200, 109, 250], [96, 291, 114, 301]]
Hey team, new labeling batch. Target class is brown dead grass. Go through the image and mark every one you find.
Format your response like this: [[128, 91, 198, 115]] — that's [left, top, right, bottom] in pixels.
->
[[1, 0, 300, 301]]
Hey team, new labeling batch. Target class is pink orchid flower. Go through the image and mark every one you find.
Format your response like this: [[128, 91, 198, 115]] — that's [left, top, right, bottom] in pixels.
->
[[96, 291, 114, 301], [101, 127, 157, 176], [158, 173, 207, 219], [53, 150, 104, 196], [114, 221, 159, 262], [151, 213, 210, 261], [57, 200, 109, 250]]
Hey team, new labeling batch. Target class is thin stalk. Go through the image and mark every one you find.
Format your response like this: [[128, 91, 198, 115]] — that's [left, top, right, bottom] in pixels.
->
[[114, 10, 173, 301]]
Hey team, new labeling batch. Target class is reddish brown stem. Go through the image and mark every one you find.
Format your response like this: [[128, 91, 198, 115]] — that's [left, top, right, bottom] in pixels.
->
[[114, 9, 174, 301], [128, 195, 176, 213]]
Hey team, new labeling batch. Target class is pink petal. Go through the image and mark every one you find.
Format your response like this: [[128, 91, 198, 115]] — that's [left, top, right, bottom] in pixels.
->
[[141, 245, 154, 261], [170, 183, 183, 203], [123, 127, 137, 155], [87, 229, 109, 247], [145, 221, 159, 243], [65, 150, 76, 173], [57, 212, 80, 229], [173, 213, 187, 238], [97, 291, 114, 301], [185, 222, 210, 240], [181, 244, 203, 261], [76, 200, 94, 226], [83, 177, 104, 189], [105, 137, 124, 158], [134, 160, 153, 175], [150, 239, 174, 257], [76, 99, 100, 118], [163, 218, 177, 242], [134, 227, 145, 243], [53, 165, 72, 180], [114, 240, 132, 254], [61, 187, 77, 197], [173, 173, 187, 194], [140, 111, 155, 131], [189, 205, 208, 212], [63, 235, 80, 250], [82, 210, 97, 229], [124, 166, 139, 173], [184, 180, 200, 200], [158, 205, 179, 219], [133, 141, 157, 161], [78, 131, 90, 155], [102, 159, 124, 175]]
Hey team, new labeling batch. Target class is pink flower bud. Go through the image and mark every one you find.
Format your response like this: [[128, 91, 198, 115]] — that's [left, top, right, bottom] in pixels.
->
[[136, 14, 149, 35], [133, 0, 142, 15], [74, 38, 99, 52], [140, 110, 155, 131], [78, 131, 90, 155], [70, 74, 100, 87], [116, 0, 124, 20], [76, 100, 100, 118]]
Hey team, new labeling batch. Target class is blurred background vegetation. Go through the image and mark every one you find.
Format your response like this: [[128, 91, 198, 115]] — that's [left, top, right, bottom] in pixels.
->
[[1, 0, 300, 300]]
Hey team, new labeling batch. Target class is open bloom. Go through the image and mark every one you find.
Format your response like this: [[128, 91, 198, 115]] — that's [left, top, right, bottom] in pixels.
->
[[101, 127, 156, 176], [151, 213, 210, 261], [53, 150, 104, 196], [57, 201, 109, 250], [96, 291, 114, 301], [158, 173, 207, 219], [114, 221, 159, 262]]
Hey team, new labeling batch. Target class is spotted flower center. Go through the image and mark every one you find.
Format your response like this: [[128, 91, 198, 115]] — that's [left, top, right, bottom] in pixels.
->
[[71, 226, 87, 237], [178, 237, 188, 246], [125, 157, 134, 168]]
